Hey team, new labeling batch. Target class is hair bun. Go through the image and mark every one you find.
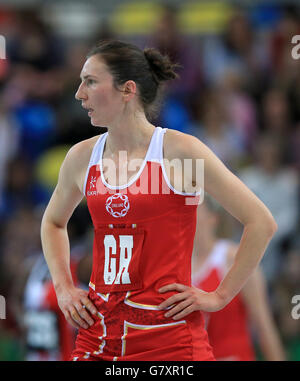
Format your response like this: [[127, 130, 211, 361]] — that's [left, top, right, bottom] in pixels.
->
[[144, 48, 180, 83]]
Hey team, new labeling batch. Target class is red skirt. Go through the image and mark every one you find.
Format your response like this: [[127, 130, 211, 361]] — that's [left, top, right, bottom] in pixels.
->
[[70, 289, 215, 361]]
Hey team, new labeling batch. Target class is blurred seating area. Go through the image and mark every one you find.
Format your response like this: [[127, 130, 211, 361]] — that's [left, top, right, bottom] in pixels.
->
[[0, 1, 299, 360]]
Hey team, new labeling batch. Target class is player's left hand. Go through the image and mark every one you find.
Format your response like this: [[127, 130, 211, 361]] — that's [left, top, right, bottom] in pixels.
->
[[158, 283, 228, 320]]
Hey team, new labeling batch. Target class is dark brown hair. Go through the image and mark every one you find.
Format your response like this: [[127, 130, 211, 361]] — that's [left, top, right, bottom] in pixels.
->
[[87, 40, 181, 120]]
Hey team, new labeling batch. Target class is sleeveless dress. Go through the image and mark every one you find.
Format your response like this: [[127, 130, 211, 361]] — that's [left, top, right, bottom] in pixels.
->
[[71, 127, 215, 361], [192, 239, 255, 361]]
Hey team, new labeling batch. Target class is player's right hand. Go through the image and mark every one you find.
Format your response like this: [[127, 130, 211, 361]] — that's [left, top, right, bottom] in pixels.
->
[[56, 286, 98, 329]]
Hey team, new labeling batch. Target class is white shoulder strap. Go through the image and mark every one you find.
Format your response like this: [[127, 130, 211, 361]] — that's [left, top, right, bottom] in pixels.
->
[[147, 127, 167, 162]]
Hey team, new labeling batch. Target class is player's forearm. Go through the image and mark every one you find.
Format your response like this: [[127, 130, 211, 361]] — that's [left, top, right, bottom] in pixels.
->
[[41, 218, 74, 292], [241, 269, 286, 361], [258, 322, 286, 361], [215, 219, 277, 304]]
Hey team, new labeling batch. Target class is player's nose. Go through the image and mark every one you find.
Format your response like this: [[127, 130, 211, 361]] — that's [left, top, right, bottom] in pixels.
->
[[75, 82, 87, 101]]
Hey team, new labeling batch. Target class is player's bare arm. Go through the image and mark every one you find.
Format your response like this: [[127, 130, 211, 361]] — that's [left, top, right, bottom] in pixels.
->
[[158, 131, 278, 320], [41, 137, 99, 329], [241, 266, 286, 360], [225, 244, 285, 360]]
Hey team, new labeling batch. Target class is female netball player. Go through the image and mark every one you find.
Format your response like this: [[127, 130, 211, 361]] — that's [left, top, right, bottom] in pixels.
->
[[41, 40, 277, 361], [192, 196, 285, 361]]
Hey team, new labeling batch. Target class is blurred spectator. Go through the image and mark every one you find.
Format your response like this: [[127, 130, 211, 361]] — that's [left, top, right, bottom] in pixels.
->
[[202, 8, 270, 96], [287, 63, 300, 124], [145, 4, 202, 131], [273, 236, 300, 360], [159, 97, 192, 134], [7, 9, 65, 71], [0, 206, 42, 360], [250, 4, 283, 31], [148, 4, 202, 99], [0, 95, 20, 218], [259, 87, 300, 167], [238, 134, 299, 284], [1, 155, 49, 220], [290, 122, 300, 171], [0, 64, 59, 161], [0, 10, 15, 80], [14, 98, 57, 161], [188, 88, 245, 171], [260, 88, 292, 142], [1, 207, 42, 278], [269, 5, 300, 83], [217, 69, 258, 153]]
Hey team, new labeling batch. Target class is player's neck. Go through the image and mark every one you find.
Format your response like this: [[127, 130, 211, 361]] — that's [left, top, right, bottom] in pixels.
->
[[105, 112, 155, 154]]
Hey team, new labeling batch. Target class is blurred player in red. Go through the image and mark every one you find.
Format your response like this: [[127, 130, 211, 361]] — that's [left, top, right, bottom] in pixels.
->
[[23, 255, 77, 360], [41, 40, 277, 361], [23, 248, 92, 361], [192, 195, 286, 361]]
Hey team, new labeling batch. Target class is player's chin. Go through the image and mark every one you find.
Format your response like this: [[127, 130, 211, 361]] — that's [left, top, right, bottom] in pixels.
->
[[89, 113, 110, 128], [90, 117, 102, 127]]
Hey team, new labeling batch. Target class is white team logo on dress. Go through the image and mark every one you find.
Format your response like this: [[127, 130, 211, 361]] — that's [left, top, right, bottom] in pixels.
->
[[106, 193, 130, 218], [89, 176, 97, 190]]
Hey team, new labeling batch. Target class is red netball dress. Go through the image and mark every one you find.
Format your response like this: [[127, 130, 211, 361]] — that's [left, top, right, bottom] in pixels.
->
[[71, 127, 215, 361], [192, 239, 256, 361]]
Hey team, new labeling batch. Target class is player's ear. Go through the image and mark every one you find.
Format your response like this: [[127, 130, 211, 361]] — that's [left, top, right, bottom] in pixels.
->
[[122, 80, 136, 102]]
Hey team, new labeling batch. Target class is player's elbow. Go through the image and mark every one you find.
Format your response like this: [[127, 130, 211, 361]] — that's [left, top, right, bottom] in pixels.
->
[[41, 206, 66, 234], [270, 218, 278, 236], [261, 214, 278, 238]]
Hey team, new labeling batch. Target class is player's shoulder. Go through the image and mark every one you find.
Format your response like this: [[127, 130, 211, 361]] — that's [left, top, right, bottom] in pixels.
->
[[164, 128, 205, 160], [58, 134, 101, 183], [67, 134, 100, 160], [63, 134, 100, 169]]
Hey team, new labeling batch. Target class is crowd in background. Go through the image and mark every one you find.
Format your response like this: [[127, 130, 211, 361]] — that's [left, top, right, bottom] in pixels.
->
[[0, 1, 299, 360]]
